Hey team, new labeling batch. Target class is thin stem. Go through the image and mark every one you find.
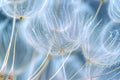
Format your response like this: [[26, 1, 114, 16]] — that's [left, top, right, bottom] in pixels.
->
[[61, 54, 67, 80], [93, 0, 104, 20], [27, 51, 37, 79], [69, 62, 88, 80], [7, 19, 22, 80], [28, 54, 50, 80], [49, 50, 72, 80], [0, 15, 16, 74], [32, 56, 50, 80]]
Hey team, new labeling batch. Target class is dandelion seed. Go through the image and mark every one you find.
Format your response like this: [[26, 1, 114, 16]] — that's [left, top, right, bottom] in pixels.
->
[[71, 19, 120, 79], [20, 14, 79, 79], [79, 21, 120, 79], [0, 0, 48, 76], [20, 0, 81, 56], [20, 1, 83, 79], [100, 22, 120, 65]]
